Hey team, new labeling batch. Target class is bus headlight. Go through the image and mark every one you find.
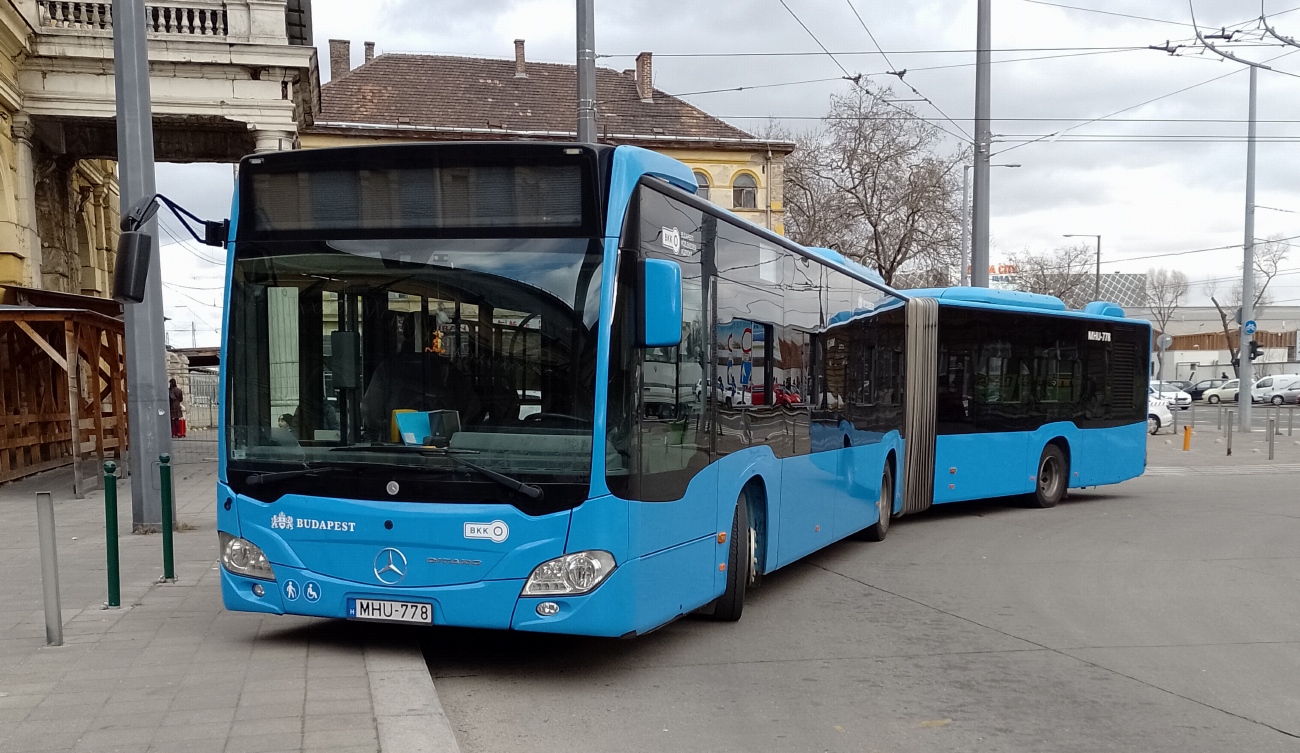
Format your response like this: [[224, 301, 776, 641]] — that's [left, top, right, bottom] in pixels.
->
[[219, 532, 276, 581], [521, 550, 615, 596]]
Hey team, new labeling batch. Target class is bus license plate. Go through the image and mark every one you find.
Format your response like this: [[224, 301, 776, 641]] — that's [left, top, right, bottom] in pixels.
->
[[349, 598, 432, 625]]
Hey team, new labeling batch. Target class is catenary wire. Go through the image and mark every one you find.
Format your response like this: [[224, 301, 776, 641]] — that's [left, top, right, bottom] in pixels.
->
[[843, 0, 972, 140]]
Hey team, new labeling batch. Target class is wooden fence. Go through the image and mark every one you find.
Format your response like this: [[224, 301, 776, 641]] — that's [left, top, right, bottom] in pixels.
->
[[0, 307, 128, 494]]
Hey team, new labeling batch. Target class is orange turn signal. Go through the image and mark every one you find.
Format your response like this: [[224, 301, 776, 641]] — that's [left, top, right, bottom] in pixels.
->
[[717, 532, 727, 544]]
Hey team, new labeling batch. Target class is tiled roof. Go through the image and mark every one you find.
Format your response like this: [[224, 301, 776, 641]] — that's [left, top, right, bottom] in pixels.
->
[[312, 53, 789, 148]]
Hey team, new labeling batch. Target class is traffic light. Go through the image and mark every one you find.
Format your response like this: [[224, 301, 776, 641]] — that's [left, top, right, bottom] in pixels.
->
[[1249, 340, 1263, 361]]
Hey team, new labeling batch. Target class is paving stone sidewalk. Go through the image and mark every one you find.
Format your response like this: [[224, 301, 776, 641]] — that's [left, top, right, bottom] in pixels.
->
[[0, 461, 454, 753]]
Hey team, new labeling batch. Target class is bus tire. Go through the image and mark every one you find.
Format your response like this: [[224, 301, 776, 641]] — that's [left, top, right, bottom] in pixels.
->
[[857, 465, 893, 542], [1029, 444, 1067, 509], [710, 494, 750, 622]]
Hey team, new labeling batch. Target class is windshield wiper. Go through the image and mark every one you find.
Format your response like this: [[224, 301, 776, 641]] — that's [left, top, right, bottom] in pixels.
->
[[244, 459, 443, 486], [330, 445, 545, 501]]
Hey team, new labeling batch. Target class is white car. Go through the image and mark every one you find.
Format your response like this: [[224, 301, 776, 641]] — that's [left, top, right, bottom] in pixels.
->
[[1148, 396, 1174, 435], [1149, 381, 1192, 410], [1203, 380, 1241, 404]]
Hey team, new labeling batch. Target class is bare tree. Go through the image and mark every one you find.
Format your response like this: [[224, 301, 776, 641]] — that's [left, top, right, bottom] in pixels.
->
[[1145, 267, 1189, 376], [1209, 234, 1290, 375], [782, 84, 966, 286], [1008, 244, 1095, 309], [1228, 235, 1291, 311]]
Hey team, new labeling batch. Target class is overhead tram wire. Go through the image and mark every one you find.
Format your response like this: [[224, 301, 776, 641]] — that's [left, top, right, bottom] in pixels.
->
[[1021, 0, 1300, 29], [600, 45, 1186, 58], [775, 0, 973, 145], [991, 47, 1300, 157], [843, 0, 971, 140], [1011, 232, 1300, 275]]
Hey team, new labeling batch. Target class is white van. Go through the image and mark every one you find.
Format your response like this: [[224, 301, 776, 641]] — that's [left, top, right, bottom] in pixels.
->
[[1252, 374, 1300, 403]]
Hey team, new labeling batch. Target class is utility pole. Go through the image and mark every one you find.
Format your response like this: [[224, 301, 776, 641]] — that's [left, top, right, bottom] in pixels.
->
[[1187, 8, 1264, 432], [575, 0, 596, 143], [960, 164, 971, 286], [1240, 64, 1257, 433], [970, 0, 992, 287], [114, 0, 172, 531]]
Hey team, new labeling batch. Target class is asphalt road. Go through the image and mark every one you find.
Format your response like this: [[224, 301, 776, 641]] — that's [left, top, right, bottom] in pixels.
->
[[423, 459, 1300, 752]]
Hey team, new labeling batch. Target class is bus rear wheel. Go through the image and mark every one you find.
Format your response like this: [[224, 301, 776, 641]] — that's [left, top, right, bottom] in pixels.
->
[[710, 493, 751, 622], [857, 466, 893, 542], [1029, 444, 1067, 508]]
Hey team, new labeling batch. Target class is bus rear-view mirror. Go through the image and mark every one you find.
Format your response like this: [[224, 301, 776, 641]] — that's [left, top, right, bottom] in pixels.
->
[[641, 258, 683, 348], [112, 230, 152, 304]]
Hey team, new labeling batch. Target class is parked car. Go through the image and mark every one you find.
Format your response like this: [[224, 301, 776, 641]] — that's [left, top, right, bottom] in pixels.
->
[[1261, 378, 1300, 405], [1148, 396, 1174, 435], [1188, 378, 1225, 401], [1203, 380, 1240, 404], [1166, 379, 1194, 392], [1149, 381, 1192, 410], [1252, 374, 1300, 403]]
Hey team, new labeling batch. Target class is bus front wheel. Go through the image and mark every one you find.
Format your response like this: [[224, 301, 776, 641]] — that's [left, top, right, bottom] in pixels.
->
[[1029, 444, 1067, 509], [711, 493, 751, 622]]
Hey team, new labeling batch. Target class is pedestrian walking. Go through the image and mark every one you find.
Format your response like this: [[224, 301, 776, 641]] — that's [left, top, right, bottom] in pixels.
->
[[169, 378, 186, 438]]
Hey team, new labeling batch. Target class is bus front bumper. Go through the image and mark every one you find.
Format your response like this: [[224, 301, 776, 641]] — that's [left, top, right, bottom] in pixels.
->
[[221, 561, 640, 637]]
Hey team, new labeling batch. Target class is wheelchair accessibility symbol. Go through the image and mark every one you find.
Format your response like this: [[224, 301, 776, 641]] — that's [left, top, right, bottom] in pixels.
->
[[304, 581, 321, 602]]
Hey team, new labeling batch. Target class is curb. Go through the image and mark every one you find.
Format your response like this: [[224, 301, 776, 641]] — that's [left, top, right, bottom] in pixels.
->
[[365, 640, 461, 752]]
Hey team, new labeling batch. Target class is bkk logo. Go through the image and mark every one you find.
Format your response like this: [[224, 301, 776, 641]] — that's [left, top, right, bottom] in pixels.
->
[[464, 520, 509, 543]]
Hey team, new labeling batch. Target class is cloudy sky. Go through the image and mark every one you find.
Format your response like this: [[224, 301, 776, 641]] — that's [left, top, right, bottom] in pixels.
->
[[157, 0, 1300, 347]]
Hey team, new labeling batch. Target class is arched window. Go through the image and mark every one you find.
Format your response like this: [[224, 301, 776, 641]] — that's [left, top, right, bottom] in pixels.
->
[[732, 173, 757, 209], [693, 171, 710, 200]]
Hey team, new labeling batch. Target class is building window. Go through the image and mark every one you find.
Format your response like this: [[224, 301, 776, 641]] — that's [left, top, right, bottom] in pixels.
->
[[732, 173, 757, 209], [693, 171, 710, 200]]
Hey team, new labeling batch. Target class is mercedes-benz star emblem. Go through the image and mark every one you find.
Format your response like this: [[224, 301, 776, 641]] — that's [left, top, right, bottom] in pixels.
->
[[386, 480, 400, 496], [373, 548, 407, 585]]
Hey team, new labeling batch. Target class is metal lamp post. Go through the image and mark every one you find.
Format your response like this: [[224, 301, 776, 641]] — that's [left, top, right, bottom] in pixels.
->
[[960, 163, 1019, 286], [1062, 234, 1102, 301]]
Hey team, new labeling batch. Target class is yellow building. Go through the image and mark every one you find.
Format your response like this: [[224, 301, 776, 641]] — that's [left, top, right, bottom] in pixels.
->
[[300, 40, 793, 233], [0, 4, 120, 296]]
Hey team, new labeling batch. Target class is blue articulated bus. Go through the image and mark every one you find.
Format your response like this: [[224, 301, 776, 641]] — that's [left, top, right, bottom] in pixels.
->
[[897, 288, 1151, 515], [215, 141, 1149, 637]]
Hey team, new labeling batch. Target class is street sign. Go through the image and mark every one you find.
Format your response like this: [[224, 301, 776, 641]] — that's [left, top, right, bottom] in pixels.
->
[[1156, 333, 1173, 351], [1244, 320, 1258, 335]]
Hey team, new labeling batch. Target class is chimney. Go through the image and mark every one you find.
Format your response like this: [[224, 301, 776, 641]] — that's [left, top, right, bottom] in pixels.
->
[[514, 39, 527, 78], [364, 41, 375, 65], [635, 51, 653, 102], [329, 39, 351, 81]]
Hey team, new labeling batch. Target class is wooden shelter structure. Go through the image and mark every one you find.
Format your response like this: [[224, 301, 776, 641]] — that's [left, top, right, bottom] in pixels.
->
[[0, 305, 128, 493]]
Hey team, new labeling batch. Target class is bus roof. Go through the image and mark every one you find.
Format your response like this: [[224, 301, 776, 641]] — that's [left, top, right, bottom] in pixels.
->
[[903, 286, 1138, 322]]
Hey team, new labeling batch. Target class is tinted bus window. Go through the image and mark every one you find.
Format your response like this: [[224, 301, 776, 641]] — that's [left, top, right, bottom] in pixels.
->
[[606, 187, 711, 502]]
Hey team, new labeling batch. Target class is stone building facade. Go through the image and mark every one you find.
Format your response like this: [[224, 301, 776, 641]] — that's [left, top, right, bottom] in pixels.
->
[[0, 0, 317, 295], [300, 40, 794, 233]]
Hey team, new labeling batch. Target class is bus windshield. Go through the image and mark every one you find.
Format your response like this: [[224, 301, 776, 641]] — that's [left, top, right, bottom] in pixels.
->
[[225, 235, 604, 506]]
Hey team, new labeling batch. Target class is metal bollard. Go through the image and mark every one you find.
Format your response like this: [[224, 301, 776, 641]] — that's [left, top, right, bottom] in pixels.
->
[[1217, 405, 1223, 429], [1269, 419, 1276, 460], [1183, 425, 1192, 451], [159, 454, 175, 582], [1226, 411, 1233, 456], [103, 461, 121, 609], [1290, 407, 1294, 437], [36, 492, 63, 646]]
